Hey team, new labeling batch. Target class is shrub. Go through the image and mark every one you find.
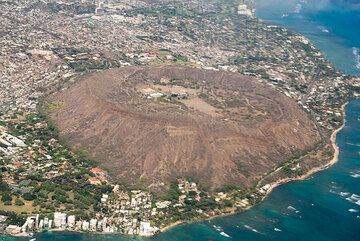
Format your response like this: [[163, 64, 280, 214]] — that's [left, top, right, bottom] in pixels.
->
[[15, 199, 25, 206], [23, 193, 36, 201], [0, 176, 10, 192], [1, 192, 12, 203]]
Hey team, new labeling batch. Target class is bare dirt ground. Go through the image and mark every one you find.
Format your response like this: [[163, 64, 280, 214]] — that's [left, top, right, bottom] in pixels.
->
[[182, 97, 222, 117], [46, 66, 321, 190]]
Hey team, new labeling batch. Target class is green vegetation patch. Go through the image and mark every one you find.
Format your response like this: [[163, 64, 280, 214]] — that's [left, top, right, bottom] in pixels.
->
[[47, 101, 64, 110]]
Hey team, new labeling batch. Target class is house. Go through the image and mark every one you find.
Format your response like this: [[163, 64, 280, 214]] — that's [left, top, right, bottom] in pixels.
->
[[90, 167, 109, 183], [89, 177, 102, 185], [90, 167, 106, 175], [6, 225, 22, 235]]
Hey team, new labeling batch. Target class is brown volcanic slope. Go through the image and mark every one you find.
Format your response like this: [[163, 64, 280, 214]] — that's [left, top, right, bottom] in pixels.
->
[[47, 66, 321, 189]]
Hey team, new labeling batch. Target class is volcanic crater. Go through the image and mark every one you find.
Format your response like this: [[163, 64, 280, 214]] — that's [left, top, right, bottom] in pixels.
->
[[46, 66, 321, 190]]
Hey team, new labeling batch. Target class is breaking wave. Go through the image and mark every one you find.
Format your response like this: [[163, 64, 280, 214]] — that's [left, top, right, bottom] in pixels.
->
[[213, 225, 222, 231], [346, 194, 360, 205], [219, 232, 231, 238], [318, 26, 330, 33], [213, 225, 231, 238], [293, 3, 302, 13], [244, 225, 264, 235], [350, 171, 360, 178], [349, 209, 359, 213], [346, 142, 360, 147], [353, 47, 360, 70], [340, 192, 350, 197], [287, 205, 297, 211]]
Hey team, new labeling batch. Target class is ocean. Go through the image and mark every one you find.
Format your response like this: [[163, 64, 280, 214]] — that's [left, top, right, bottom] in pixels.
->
[[255, 0, 360, 76], [3, 0, 360, 240]]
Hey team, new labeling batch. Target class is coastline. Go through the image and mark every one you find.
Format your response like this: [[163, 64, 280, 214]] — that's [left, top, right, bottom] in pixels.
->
[[159, 102, 348, 234], [262, 102, 348, 200], [4, 102, 351, 238], [14, 104, 347, 238], [160, 220, 184, 233], [263, 102, 347, 198]]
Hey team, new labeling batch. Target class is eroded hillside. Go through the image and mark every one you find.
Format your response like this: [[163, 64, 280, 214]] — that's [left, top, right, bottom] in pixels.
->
[[46, 66, 321, 190]]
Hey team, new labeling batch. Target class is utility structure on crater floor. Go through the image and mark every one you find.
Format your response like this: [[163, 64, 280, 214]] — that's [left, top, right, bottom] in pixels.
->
[[95, 0, 107, 14]]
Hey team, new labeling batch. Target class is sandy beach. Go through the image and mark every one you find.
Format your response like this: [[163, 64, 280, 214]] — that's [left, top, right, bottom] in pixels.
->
[[160, 220, 185, 233]]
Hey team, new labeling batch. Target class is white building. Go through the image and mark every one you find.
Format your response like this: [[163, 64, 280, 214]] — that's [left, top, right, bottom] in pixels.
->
[[75, 220, 82, 230], [43, 217, 49, 229], [238, 4, 253, 17], [54, 212, 67, 229], [90, 219, 97, 231], [0, 132, 26, 147], [48, 219, 53, 229], [35, 214, 39, 229], [155, 201, 171, 209], [39, 219, 44, 230], [102, 217, 107, 231], [139, 221, 157, 236], [21, 216, 36, 232], [67, 215, 76, 229], [82, 220, 90, 231], [97, 220, 103, 231]]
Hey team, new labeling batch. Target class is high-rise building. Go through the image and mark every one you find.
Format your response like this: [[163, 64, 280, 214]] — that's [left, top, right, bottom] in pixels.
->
[[54, 212, 67, 229], [102, 217, 107, 231], [48, 219, 53, 229], [67, 215, 76, 229], [35, 214, 39, 229], [39, 219, 44, 230], [82, 220, 90, 231], [90, 219, 97, 231], [44, 217, 49, 229]]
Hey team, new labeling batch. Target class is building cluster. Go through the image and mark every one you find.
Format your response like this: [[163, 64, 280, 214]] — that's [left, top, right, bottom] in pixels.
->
[[0, 109, 211, 236], [97, 189, 160, 235], [142, 88, 190, 101], [3, 179, 209, 236], [237, 4, 254, 17], [0, 0, 357, 131], [177, 179, 201, 204], [5, 211, 157, 236], [0, 112, 79, 196], [88, 167, 110, 185]]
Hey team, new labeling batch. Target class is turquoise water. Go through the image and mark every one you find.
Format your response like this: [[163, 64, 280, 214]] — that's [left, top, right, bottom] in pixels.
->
[[255, 0, 360, 76], [3, 1, 360, 240]]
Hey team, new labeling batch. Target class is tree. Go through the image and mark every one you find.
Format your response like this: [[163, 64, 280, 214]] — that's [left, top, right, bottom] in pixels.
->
[[167, 181, 181, 201], [40, 181, 56, 192], [0, 175, 10, 192], [223, 199, 233, 208], [1, 192, 12, 203], [0, 210, 25, 225], [188, 191, 197, 197], [23, 193, 36, 201], [54, 194, 67, 204], [15, 199, 25, 206]]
